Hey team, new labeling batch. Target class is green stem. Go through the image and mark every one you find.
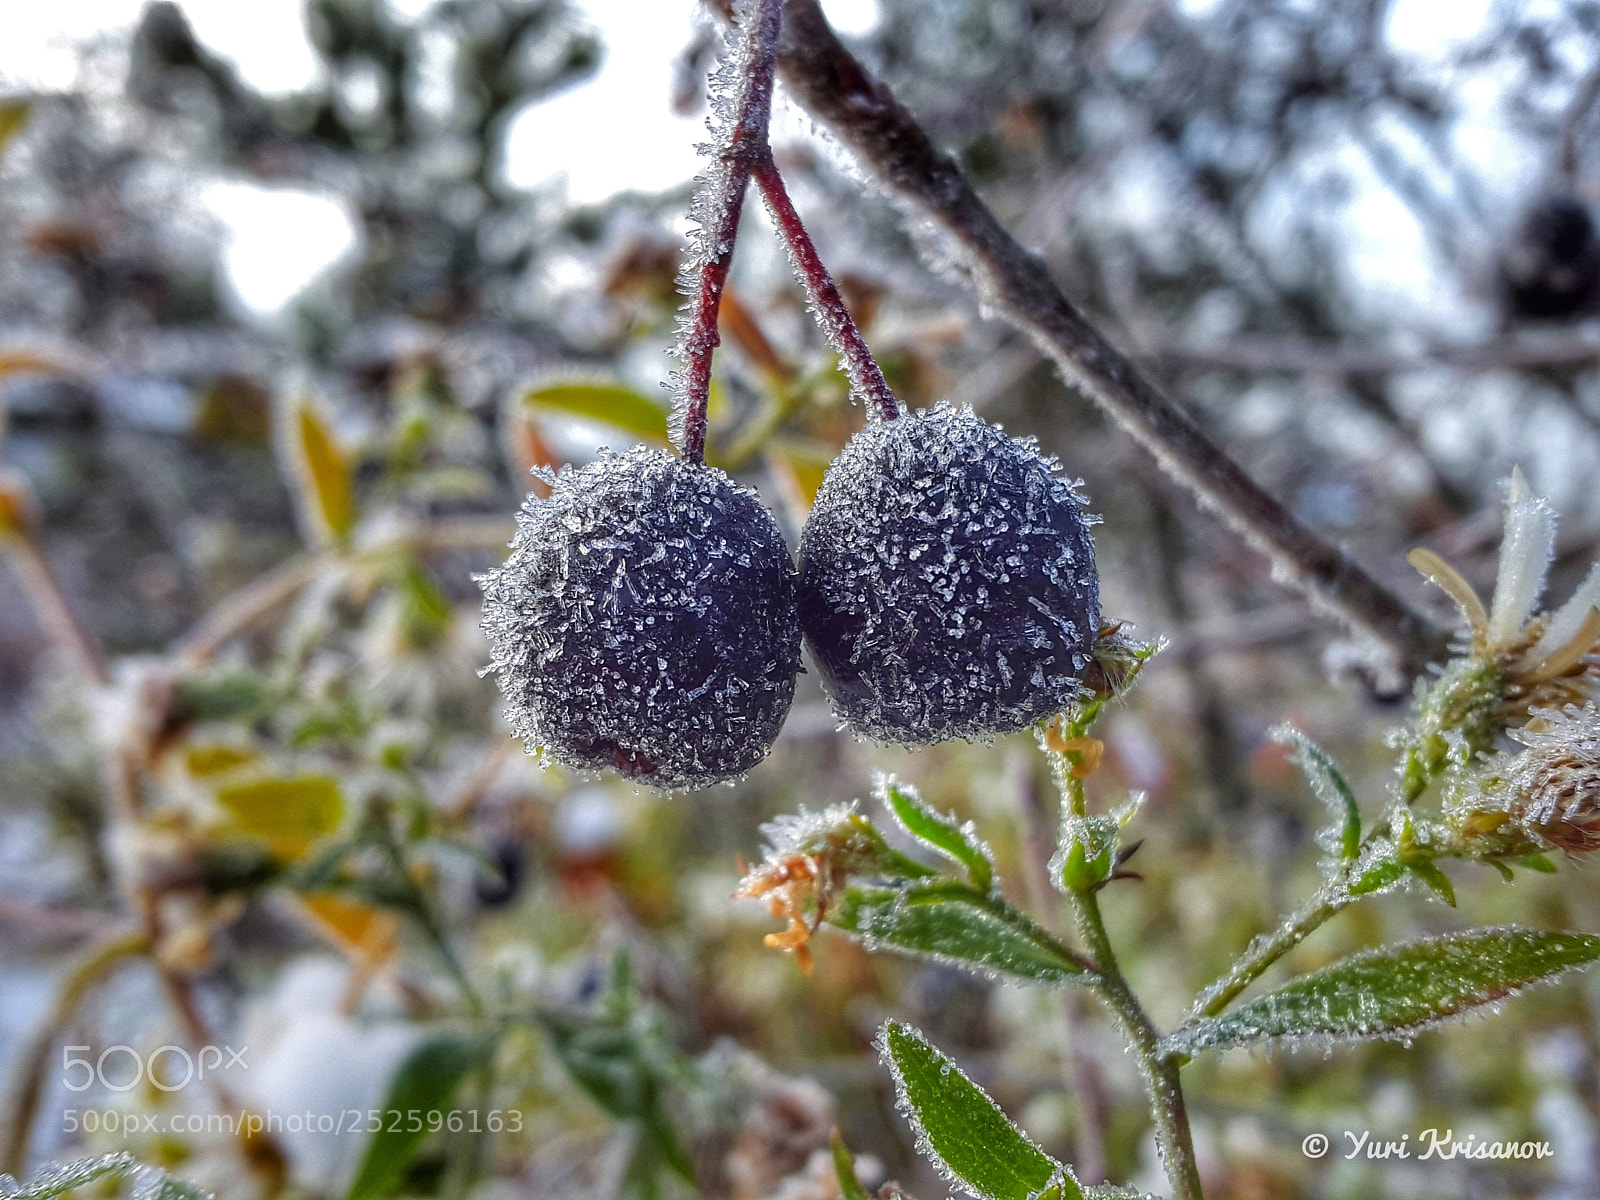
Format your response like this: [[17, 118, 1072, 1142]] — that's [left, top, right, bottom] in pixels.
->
[[1049, 725, 1204, 1200], [376, 817, 485, 1017], [1189, 885, 1349, 1020], [1067, 886, 1204, 1200]]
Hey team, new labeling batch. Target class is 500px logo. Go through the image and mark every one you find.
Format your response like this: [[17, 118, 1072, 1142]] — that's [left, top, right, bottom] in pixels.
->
[[62, 1044, 247, 1093]]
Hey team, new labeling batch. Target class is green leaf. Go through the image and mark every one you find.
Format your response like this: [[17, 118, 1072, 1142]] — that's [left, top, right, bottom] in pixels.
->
[[1347, 837, 1404, 896], [831, 880, 1089, 988], [831, 1129, 872, 1200], [346, 1033, 488, 1200], [1164, 927, 1600, 1058], [878, 1022, 1081, 1200], [1272, 725, 1360, 859], [517, 381, 670, 445], [10, 1153, 136, 1199], [1406, 858, 1456, 906], [878, 775, 994, 892]]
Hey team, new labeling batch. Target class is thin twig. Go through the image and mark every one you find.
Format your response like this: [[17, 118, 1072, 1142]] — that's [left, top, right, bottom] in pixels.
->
[[672, 0, 787, 465], [766, 0, 1449, 674], [1559, 57, 1600, 182], [754, 156, 901, 420], [1, 928, 149, 1174], [3, 536, 110, 685], [1159, 331, 1600, 377]]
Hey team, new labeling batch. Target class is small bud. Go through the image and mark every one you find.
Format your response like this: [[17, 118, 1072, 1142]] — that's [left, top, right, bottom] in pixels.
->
[[1053, 814, 1117, 891]]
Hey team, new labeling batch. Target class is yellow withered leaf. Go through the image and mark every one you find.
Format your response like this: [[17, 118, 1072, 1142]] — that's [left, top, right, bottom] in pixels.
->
[[183, 743, 261, 778], [0, 100, 29, 162], [280, 397, 355, 544], [215, 774, 345, 861], [297, 891, 400, 965]]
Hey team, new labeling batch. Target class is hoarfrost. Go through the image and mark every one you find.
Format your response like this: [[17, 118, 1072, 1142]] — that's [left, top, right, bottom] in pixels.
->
[[478, 446, 800, 790], [1487, 467, 1557, 651], [799, 404, 1100, 744]]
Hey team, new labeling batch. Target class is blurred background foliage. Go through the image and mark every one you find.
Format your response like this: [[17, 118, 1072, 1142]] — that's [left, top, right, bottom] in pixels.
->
[[1, 1, 1600, 1198]]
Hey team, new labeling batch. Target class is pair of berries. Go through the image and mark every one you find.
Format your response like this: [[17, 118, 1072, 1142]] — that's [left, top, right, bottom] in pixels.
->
[[479, 404, 1100, 790]]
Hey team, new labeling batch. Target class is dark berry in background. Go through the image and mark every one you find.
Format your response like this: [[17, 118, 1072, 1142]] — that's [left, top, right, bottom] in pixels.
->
[[479, 446, 801, 790], [1502, 196, 1600, 322], [798, 404, 1099, 745]]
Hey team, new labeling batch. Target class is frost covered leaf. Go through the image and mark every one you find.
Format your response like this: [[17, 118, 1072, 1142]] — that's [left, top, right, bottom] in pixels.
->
[[8, 1153, 136, 1199], [831, 881, 1089, 987], [1164, 927, 1600, 1057], [879, 774, 994, 892], [1347, 837, 1404, 896], [1405, 858, 1456, 907], [131, 1168, 211, 1200], [1053, 814, 1117, 892], [517, 380, 670, 446], [279, 396, 355, 545], [347, 1033, 489, 1200], [1271, 725, 1360, 859], [878, 1021, 1081, 1200]]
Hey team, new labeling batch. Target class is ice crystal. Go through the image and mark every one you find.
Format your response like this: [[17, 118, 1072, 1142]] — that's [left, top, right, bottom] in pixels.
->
[[478, 446, 800, 790], [1456, 703, 1600, 853], [798, 404, 1100, 745]]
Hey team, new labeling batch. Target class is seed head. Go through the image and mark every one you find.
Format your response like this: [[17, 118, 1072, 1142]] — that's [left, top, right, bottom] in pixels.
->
[[1502, 705, 1600, 853], [797, 404, 1100, 745], [479, 446, 801, 790]]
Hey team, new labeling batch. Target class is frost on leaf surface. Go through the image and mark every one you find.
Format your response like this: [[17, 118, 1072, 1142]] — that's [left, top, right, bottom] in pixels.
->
[[877, 1021, 1083, 1200], [798, 405, 1100, 745], [1164, 926, 1600, 1058], [832, 880, 1088, 986], [478, 446, 800, 790], [1, 1155, 206, 1200]]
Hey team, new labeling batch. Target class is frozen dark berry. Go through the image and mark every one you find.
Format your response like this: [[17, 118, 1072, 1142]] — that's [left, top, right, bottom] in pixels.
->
[[479, 445, 801, 790], [798, 404, 1099, 745]]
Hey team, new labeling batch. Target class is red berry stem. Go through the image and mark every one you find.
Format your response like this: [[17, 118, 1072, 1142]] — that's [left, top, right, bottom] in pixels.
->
[[674, 0, 902, 462], [674, 0, 785, 465], [754, 156, 902, 422]]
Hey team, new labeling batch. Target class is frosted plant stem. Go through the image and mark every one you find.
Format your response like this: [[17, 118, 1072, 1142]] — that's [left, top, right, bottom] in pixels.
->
[[754, 157, 902, 421], [1068, 886, 1205, 1200], [674, 0, 786, 465], [1190, 886, 1350, 1021], [1051, 734, 1203, 1199]]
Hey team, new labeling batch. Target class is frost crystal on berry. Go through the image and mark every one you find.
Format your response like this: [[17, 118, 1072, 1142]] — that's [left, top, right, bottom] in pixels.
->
[[798, 404, 1100, 745], [479, 446, 800, 790]]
